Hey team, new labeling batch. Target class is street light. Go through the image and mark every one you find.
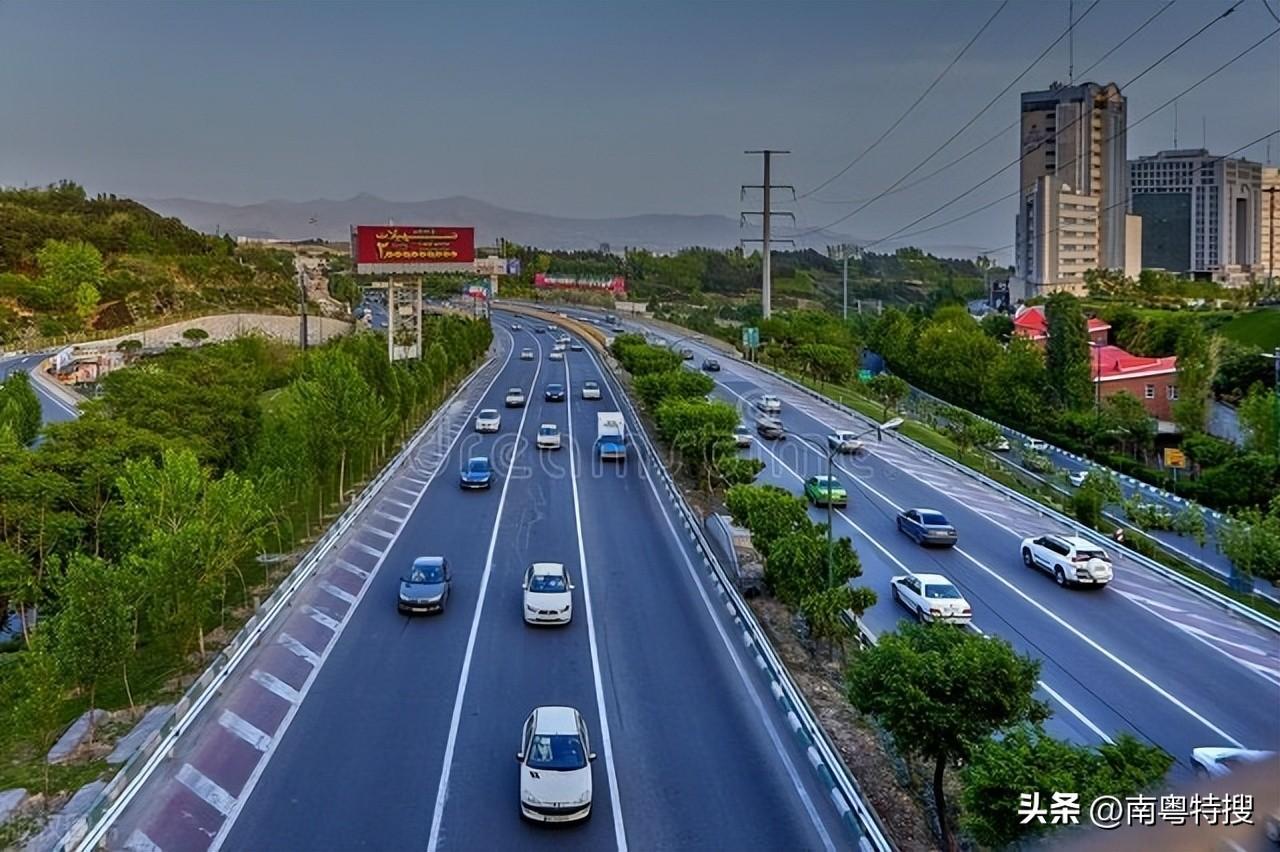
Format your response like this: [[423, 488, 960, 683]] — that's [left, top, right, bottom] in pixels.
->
[[793, 417, 903, 587]]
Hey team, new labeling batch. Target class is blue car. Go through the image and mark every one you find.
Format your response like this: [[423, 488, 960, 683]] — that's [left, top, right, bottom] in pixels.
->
[[896, 507, 958, 547], [544, 383, 566, 402], [460, 456, 494, 489]]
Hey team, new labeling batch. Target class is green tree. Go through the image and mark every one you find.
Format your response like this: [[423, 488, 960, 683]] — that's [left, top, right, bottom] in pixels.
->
[[961, 727, 1172, 848], [793, 342, 855, 383], [847, 623, 1047, 851], [979, 312, 1014, 343], [182, 327, 210, 344], [1219, 498, 1280, 581], [944, 409, 999, 461], [116, 338, 143, 358], [7, 637, 66, 792], [725, 484, 811, 556], [653, 397, 738, 491], [36, 238, 105, 301], [866, 373, 910, 419], [987, 336, 1050, 430], [295, 348, 384, 499], [1044, 292, 1093, 411], [799, 583, 875, 659], [1101, 390, 1155, 459], [633, 368, 713, 409], [1237, 382, 1279, 457], [711, 454, 764, 489], [52, 554, 134, 719], [0, 541, 37, 645], [72, 281, 100, 321], [1172, 504, 1208, 547], [1172, 323, 1217, 434], [1072, 470, 1122, 528], [0, 370, 43, 445]]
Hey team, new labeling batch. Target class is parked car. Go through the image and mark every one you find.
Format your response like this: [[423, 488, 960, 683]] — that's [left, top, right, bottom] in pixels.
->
[[520, 348, 535, 361], [890, 573, 972, 625], [1020, 534, 1112, 587], [1188, 747, 1275, 779], [544, 383, 565, 402], [459, 456, 494, 489], [505, 387, 526, 407], [536, 423, 561, 450], [522, 562, 573, 625], [581, 380, 601, 400], [474, 408, 501, 433], [756, 394, 782, 414], [756, 415, 785, 440], [701, 358, 721, 372], [896, 508, 957, 547], [397, 556, 451, 614], [733, 425, 752, 448], [827, 431, 864, 454], [803, 474, 847, 507], [518, 706, 595, 822], [1025, 437, 1050, 452]]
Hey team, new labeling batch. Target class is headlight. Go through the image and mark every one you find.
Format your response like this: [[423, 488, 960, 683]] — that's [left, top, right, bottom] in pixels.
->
[[526, 604, 538, 612], [560, 604, 571, 613]]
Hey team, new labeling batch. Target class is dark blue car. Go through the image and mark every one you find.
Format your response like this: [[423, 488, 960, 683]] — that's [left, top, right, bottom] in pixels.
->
[[460, 456, 494, 489], [398, 556, 451, 614], [896, 507, 958, 547], [544, 383, 566, 402]]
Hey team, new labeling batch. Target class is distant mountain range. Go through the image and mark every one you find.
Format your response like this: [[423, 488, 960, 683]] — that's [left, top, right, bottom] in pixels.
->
[[142, 193, 880, 253]]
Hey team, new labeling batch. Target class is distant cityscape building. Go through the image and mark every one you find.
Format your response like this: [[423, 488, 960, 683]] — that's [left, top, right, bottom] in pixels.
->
[[1012, 82, 1138, 300], [1129, 149, 1263, 283], [1262, 165, 1279, 282]]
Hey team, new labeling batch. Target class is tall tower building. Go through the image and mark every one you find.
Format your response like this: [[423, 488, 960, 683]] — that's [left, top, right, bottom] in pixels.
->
[[1261, 165, 1279, 282], [1013, 82, 1138, 298]]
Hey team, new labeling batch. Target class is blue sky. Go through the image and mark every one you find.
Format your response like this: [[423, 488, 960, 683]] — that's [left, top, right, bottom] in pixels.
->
[[1, 0, 1276, 259]]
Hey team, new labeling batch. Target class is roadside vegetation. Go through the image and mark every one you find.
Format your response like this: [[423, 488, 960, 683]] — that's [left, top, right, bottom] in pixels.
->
[[0, 316, 490, 833]]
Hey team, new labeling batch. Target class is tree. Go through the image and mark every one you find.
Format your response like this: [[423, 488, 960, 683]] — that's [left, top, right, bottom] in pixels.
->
[[294, 348, 385, 500], [1237, 382, 1279, 457], [711, 454, 764, 489], [633, 368, 713, 409], [866, 373, 910, 419], [653, 397, 738, 491], [1172, 323, 1217, 434], [961, 726, 1171, 848], [979, 312, 1014, 343], [52, 554, 134, 720], [1101, 391, 1155, 459], [1219, 497, 1280, 582], [116, 338, 143, 359], [1072, 470, 1122, 527], [7, 637, 66, 792], [72, 281, 100, 321], [36, 238, 105, 303], [725, 484, 812, 556], [846, 623, 1047, 851], [1083, 267, 1133, 298], [944, 409, 999, 461], [987, 336, 1050, 430], [800, 583, 875, 659], [1044, 292, 1093, 412], [793, 342, 856, 383], [0, 370, 43, 445], [182, 327, 210, 344], [0, 541, 37, 645], [1172, 504, 1208, 547]]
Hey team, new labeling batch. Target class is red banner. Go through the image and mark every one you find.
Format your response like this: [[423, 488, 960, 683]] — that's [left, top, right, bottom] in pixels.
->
[[534, 273, 627, 295], [352, 225, 475, 269]]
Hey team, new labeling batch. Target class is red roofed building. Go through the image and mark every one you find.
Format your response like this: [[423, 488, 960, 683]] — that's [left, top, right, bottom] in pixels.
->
[[1012, 305, 1179, 420]]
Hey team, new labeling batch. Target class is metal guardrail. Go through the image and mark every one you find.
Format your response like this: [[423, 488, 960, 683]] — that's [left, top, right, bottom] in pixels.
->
[[504, 305, 893, 852], [59, 355, 499, 852]]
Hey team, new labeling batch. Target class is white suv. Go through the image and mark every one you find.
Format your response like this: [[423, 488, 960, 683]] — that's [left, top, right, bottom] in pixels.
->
[[1020, 534, 1113, 587], [518, 706, 595, 822], [756, 394, 782, 414]]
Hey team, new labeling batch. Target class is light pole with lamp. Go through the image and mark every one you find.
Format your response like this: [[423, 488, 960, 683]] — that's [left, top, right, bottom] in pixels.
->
[[794, 417, 903, 586]]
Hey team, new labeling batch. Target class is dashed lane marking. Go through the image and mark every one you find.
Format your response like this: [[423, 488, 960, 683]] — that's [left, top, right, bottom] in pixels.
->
[[349, 540, 383, 558], [319, 581, 357, 605], [176, 763, 236, 818], [250, 670, 300, 704], [277, 632, 321, 666], [218, 710, 273, 752], [302, 605, 340, 631]]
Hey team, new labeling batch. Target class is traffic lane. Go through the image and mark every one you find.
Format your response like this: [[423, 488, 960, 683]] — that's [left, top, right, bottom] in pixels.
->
[[0, 352, 80, 424], [432, 384, 616, 851], [740, 421, 1280, 762], [220, 329, 542, 849], [576, 353, 842, 851]]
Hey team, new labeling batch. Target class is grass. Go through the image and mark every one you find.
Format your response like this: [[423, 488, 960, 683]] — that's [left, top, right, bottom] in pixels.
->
[[1218, 308, 1280, 350]]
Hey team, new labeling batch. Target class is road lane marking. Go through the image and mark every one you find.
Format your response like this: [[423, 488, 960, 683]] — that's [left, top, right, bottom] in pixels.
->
[[303, 605, 340, 631], [427, 326, 545, 852], [335, 558, 369, 578], [364, 525, 395, 540], [123, 829, 162, 852], [318, 581, 357, 605], [176, 763, 236, 817], [563, 354, 628, 851], [349, 540, 384, 558], [249, 670, 299, 705], [373, 508, 405, 523], [218, 710, 272, 752], [277, 632, 321, 666]]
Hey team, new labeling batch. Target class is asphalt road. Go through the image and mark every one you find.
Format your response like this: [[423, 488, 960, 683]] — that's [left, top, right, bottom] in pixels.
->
[[105, 314, 846, 851], [0, 351, 80, 425], [571, 307, 1280, 776]]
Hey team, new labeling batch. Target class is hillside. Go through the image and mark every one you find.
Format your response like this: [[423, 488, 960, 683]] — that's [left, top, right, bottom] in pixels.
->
[[0, 182, 298, 344]]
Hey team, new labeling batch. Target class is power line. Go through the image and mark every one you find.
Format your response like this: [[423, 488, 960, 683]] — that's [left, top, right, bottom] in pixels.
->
[[797, 0, 1009, 200], [1262, 0, 1280, 23]]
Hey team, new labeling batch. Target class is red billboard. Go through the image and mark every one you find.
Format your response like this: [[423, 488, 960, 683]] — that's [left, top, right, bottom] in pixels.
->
[[351, 225, 475, 273], [534, 273, 627, 296]]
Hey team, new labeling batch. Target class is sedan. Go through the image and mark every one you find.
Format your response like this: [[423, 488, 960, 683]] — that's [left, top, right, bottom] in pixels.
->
[[398, 556, 451, 614], [733, 425, 752, 448], [896, 508, 957, 547], [549, 350, 564, 362], [756, 416, 785, 440], [803, 475, 847, 507], [474, 409, 501, 433], [570, 341, 584, 352], [581, 380, 601, 400], [520, 348, 535, 361], [535, 326, 546, 334], [512, 323, 522, 331], [523, 562, 573, 625], [505, 388, 526, 407], [536, 423, 561, 450], [756, 394, 782, 414], [827, 431, 864, 455], [1025, 437, 1050, 452], [519, 706, 595, 822], [1067, 469, 1091, 487], [701, 358, 721, 372], [890, 573, 972, 625], [544, 383, 565, 402], [460, 456, 494, 489], [1189, 747, 1275, 779]]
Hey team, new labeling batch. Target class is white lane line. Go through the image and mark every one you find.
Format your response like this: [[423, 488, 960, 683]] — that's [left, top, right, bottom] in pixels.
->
[[374, 508, 406, 523], [589, 350, 836, 852], [335, 558, 369, 579], [218, 710, 273, 752], [278, 632, 321, 666], [1037, 681, 1114, 743], [563, 355, 628, 851], [303, 605, 340, 631], [427, 326, 544, 852], [364, 525, 396, 540], [250, 670, 300, 705], [391, 484, 421, 499], [211, 328, 519, 852], [176, 763, 236, 817], [350, 540, 384, 557], [123, 829, 162, 852], [319, 580, 357, 605], [386, 497, 414, 510]]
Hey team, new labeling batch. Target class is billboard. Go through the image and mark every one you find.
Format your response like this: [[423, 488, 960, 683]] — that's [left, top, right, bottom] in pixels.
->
[[351, 225, 475, 274], [533, 273, 627, 295]]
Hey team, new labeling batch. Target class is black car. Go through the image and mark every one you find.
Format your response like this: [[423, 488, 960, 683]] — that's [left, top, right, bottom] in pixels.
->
[[896, 508, 958, 547], [701, 358, 721, 372], [534, 326, 546, 334], [460, 456, 494, 489], [570, 341, 584, 352], [681, 348, 695, 360], [398, 556, 451, 614], [544, 383, 566, 402]]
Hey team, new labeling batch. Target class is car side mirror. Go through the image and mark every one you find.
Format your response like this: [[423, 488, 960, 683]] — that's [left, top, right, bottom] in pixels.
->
[[569, 583, 575, 590], [516, 752, 524, 762], [521, 582, 527, 590], [589, 752, 597, 761]]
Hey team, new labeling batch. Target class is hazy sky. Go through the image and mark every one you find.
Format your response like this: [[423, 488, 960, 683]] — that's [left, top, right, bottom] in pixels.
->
[[1, 0, 1277, 259]]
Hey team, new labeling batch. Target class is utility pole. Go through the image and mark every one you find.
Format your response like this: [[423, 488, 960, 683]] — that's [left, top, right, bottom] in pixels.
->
[[297, 265, 309, 350], [827, 243, 861, 320], [742, 150, 794, 319]]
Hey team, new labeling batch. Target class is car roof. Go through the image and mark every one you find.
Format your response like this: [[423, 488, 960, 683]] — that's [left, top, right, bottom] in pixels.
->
[[532, 705, 580, 735], [412, 556, 444, 567], [1061, 535, 1099, 548], [530, 561, 566, 576], [479, 408, 498, 415], [910, 507, 944, 516], [467, 456, 489, 465], [811, 474, 839, 482], [539, 423, 557, 430], [912, 573, 953, 585], [508, 387, 522, 393]]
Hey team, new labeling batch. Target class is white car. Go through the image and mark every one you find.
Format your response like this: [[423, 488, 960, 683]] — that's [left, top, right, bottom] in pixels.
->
[[1025, 437, 1050, 452], [581, 380, 601, 400], [733, 425, 752, 448], [1067, 469, 1091, 487], [505, 388, 526, 408], [519, 706, 594, 822], [512, 323, 522, 331], [520, 348, 534, 361], [755, 394, 782, 414], [474, 409, 501, 433], [536, 423, 561, 450], [827, 431, 864, 454], [989, 436, 1011, 452], [1020, 534, 1113, 587], [890, 573, 972, 624], [549, 350, 564, 361], [1189, 747, 1275, 779], [553, 341, 567, 352], [523, 561, 573, 624]]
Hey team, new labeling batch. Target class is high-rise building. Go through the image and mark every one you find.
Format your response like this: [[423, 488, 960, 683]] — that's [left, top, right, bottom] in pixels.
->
[[1013, 82, 1137, 298], [1262, 165, 1279, 282], [1129, 149, 1263, 282]]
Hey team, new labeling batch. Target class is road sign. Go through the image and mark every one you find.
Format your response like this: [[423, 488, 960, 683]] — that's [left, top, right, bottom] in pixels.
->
[[506, 258, 521, 276], [1163, 448, 1186, 469], [742, 327, 760, 349], [858, 369, 872, 382]]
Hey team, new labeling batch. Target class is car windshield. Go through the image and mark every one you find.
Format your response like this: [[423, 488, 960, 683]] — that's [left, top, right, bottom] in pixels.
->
[[540, 426, 556, 436], [529, 573, 567, 593], [584, 381, 597, 389], [526, 733, 586, 771], [735, 426, 748, 434], [814, 477, 839, 487], [1076, 548, 1107, 561], [508, 388, 521, 396], [479, 409, 497, 419], [406, 564, 444, 584], [468, 459, 489, 474], [924, 583, 961, 600], [547, 384, 562, 392], [920, 512, 949, 526]]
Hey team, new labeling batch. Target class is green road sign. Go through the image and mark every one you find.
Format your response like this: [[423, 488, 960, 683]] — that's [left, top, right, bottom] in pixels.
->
[[858, 369, 872, 382], [742, 327, 760, 348]]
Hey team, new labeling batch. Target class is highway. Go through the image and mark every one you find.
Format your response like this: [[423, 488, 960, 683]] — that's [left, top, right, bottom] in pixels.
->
[[0, 351, 81, 425], [569, 307, 1280, 774], [101, 313, 847, 851]]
